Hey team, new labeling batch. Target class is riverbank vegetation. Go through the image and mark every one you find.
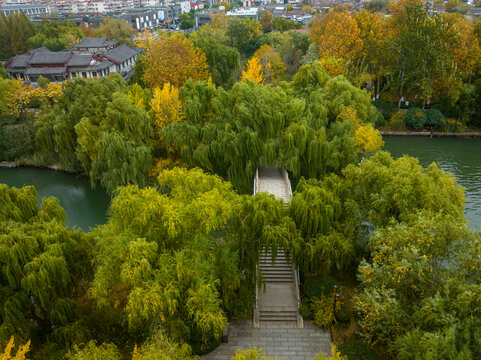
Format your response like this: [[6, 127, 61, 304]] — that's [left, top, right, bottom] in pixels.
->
[[1, 0, 481, 358]]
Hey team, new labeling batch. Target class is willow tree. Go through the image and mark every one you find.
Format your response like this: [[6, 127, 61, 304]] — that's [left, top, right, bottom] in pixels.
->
[[342, 151, 465, 227], [189, 33, 239, 88], [289, 176, 354, 273], [35, 74, 154, 193], [165, 62, 380, 193], [355, 214, 481, 358], [0, 184, 92, 349], [91, 168, 241, 349], [230, 193, 300, 290]]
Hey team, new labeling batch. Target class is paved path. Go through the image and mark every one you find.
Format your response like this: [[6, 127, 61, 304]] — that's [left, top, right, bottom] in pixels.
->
[[257, 167, 290, 202], [202, 321, 331, 360]]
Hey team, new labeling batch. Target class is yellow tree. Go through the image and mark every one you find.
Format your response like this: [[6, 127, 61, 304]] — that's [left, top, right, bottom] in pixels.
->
[[150, 82, 183, 137], [1, 337, 30, 360], [253, 44, 286, 83], [143, 33, 210, 89], [241, 56, 263, 84], [318, 12, 363, 62], [354, 124, 384, 153]]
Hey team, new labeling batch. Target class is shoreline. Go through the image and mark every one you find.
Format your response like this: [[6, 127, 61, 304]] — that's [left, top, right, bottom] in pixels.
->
[[0, 161, 73, 173], [380, 130, 481, 137]]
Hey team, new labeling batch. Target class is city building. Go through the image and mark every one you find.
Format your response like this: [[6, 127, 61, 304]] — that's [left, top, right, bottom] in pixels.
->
[[226, 7, 259, 20], [4, 38, 142, 84], [0, 3, 49, 18]]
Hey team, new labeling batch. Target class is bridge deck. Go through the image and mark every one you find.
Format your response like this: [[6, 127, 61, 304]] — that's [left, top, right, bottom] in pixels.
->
[[256, 166, 290, 202]]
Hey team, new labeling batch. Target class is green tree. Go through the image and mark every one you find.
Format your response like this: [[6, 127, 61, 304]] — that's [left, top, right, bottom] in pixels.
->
[[180, 13, 195, 30], [66, 341, 121, 360], [165, 62, 378, 193], [91, 168, 240, 348], [27, 20, 84, 51], [385, 0, 459, 107], [35, 74, 153, 193], [226, 18, 261, 52], [271, 17, 301, 32], [355, 214, 481, 357], [342, 151, 465, 227], [96, 17, 136, 45], [364, 0, 389, 12], [260, 11, 273, 33], [0, 12, 12, 59], [190, 33, 239, 88], [5, 13, 35, 55], [0, 184, 93, 348]]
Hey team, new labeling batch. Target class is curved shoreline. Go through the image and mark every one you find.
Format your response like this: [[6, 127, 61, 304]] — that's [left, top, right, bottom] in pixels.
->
[[0, 161, 72, 173], [380, 130, 481, 137]]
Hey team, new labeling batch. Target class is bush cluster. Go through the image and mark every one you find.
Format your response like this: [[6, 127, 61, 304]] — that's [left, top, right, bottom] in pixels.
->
[[338, 340, 381, 360]]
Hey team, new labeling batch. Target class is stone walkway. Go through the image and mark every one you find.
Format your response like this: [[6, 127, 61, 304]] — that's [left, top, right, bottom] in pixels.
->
[[202, 321, 331, 360], [257, 167, 290, 202]]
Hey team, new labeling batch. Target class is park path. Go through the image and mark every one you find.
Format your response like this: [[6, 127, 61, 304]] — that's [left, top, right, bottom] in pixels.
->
[[202, 167, 331, 359], [202, 321, 331, 360]]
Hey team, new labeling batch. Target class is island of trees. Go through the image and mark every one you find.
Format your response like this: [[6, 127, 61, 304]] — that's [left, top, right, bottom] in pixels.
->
[[0, 0, 481, 359]]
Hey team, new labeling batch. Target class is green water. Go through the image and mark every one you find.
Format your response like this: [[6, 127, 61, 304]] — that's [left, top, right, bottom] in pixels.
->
[[1, 137, 480, 230], [383, 136, 481, 229], [0, 167, 110, 232]]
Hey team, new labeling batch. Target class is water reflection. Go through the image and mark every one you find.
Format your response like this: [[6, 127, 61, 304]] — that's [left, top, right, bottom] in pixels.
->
[[383, 136, 481, 229], [0, 167, 110, 231]]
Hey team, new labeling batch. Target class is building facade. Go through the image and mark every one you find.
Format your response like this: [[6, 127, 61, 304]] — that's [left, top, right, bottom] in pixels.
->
[[4, 38, 142, 84]]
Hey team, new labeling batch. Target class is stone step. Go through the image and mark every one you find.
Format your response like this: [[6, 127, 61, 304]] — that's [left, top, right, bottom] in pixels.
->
[[259, 260, 290, 266], [259, 266, 292, 274], [259, 269, 292, 274], [260, 277, 294, 282], [261, 306, 298, 312], [259, 312, 298, 321]]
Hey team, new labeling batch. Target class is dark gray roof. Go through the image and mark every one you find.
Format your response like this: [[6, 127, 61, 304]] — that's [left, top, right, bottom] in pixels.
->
[[30, 47, 51, 54], [28, 51, 71, 65], [104, 44, 141, 64], [25, 67, 67, 75], [67, 54, 92, 67], [7, 55, 31, 69], [89, 60, 114, 71], [73, 38, 119, 49]]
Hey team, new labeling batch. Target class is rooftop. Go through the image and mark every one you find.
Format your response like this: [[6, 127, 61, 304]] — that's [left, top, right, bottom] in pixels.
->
[[73, 38, 119, 49]]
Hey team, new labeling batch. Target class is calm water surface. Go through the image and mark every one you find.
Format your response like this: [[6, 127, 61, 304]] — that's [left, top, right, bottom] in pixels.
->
[[0, 167, 110, 231], [383, 136, 481, 229], [0, 137, 480, 230]]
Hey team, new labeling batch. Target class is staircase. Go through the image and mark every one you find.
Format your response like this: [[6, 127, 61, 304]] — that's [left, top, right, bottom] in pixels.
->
[[254, 166, 303, 329], [258, 249, 299, 324]]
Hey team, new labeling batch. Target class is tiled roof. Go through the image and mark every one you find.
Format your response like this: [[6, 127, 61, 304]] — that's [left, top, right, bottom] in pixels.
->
[[28, 51, 71, 66], [67, 54, 93, 67], [89, 60, 114, 71], [104, 44, 141, 64], [6, 55, 31, 69], [73, 38, 119, 49], [25, 67, 67, 75]]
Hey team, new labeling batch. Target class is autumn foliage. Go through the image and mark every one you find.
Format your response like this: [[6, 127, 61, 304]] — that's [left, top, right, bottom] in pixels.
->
[[241, 56, 263, 84], [143, 33, 210, 89]]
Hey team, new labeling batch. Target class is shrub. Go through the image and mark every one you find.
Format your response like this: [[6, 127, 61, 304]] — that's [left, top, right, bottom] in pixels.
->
[[388, 110, 405, 129], [335, 307, 351, 324], [441, 118, 465, 132], [304, 274, 336, 300], [373, 98, 397, 120], [299, 303, 311, 318], [374, 113, 385, 127], [0, 123, 35, 161], [404, 108, 426, 130], [337, 340, 381, 360], [424, 109, 445, 129], [311, 295, 336, 328]]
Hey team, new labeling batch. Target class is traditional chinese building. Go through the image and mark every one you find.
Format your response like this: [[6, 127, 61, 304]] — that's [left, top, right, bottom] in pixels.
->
[[5, 38, 142, 84]]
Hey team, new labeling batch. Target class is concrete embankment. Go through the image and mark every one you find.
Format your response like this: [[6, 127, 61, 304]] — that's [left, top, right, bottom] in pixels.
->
[[380, 131, 481, 137]]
